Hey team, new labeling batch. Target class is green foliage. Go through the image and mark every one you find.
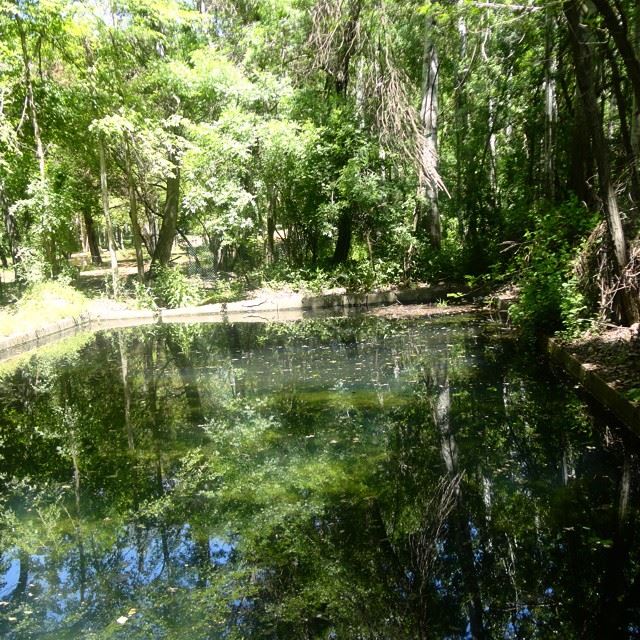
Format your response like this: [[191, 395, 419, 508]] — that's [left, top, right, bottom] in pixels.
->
[[201, 277, 247, 304], [149, 266, 203, 308], [509, 200, 599, 336], [259, 257, 402, 294], [332, 260, 381, 292], [14, 246, 49, 285], [0, 0, 637, 330], [260, 265, 335, 293], [558, 274, 591, 338], [0, 278, 88, 336], [10, 179, 77, 278], [130, 280, 158, 310]]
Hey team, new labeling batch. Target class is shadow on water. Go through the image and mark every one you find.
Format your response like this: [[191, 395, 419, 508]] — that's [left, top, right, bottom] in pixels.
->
[[0, 314, 638, 638]]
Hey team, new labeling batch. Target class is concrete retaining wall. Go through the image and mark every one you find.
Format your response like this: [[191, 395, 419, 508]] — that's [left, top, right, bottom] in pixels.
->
[[0, 314, 92, 361], [547, 338, 640, 435], [0, 286, 455, 361], [2, 293, 637, 438]]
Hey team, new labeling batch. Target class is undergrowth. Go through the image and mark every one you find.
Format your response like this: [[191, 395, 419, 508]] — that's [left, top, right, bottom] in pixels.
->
[[508, 200, 599, 338], [0, 279, 89, 337]]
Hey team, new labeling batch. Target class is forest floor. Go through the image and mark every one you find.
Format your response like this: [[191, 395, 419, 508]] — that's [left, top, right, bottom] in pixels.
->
[[559, 324, 640, 406]]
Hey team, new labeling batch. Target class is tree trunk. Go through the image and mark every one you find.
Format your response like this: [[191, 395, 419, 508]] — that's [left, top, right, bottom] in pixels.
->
[[125, 138, 145, 281], [79, 213, 88, 254], [564, 0, 632, 322], [591, 0, 640, 109], [414, 13, 442, 249], [0, 181, 20, 269], [334, 0, 361, 95], [151, 151, 180, 271], [543, 6, 558, 201], [330, 0, 361, 265], [430, 358, 486, 640], [17, 14, 55, 272], [82, 205, 102, 266], [266, 189, 276, 264], [568, 92, 596, 206], [607, 46, 640, 209], [98, 135, 119, 295], [454, 13, 470, 235], [332, 209, 352, 265], [165, 334, 205, 425], [11, 550, 29, 602], [141, 182, 158, 254]]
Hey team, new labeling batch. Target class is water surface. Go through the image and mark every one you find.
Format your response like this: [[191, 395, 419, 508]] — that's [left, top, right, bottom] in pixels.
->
[[0, 314, 638, 639]]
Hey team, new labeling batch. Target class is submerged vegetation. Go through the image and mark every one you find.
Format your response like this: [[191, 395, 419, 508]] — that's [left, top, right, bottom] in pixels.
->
[[0, 0, 638, 334], [1, 316, 639, 638]]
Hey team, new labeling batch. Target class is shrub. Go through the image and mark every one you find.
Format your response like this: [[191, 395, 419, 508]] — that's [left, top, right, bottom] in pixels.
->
[[149, 266, 203, 308], [509, 199, 598, 337]]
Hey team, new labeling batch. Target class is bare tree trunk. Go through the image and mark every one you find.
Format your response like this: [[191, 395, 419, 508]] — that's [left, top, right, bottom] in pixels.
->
[[125, 138, 145, 281], [414, 13, 442, 249], [334, 0, 361, 96], [607, 46, 640, 209], [332, 209, 353, 265], [564, 0, 632, 322], [543, 6, 558, 201], [79, 212, 89, 254], [10, 550, 29, 602], [568, 91, 596, 206], [454, 13, 469, 234], [151, 150, 180, 271], [165, 334, 205, 426], [480, 26, 499, 206], [98, 135, 119, 296], [141, 182, 158, 254], [429, 358, 486, 640], [16, 14, 55, 272]]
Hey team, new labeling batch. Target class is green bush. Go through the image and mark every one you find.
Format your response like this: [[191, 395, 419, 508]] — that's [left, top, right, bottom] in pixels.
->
[[509, 200, 598, 336], [149, 266, 203, 308], [14, 246, 49, 285]]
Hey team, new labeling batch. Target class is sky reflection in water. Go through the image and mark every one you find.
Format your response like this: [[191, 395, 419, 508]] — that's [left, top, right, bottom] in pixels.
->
[[0, 314, 638, 639]]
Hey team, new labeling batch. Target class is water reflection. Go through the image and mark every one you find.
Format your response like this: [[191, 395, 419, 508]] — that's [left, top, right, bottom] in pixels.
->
[[0, 315, 638, 639]]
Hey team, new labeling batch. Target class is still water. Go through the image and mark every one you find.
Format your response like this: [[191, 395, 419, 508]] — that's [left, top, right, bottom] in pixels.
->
[[0, 314, 638, 639]]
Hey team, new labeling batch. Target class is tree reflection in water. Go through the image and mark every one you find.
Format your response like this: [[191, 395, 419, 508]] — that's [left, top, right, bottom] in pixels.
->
[[0, 315, 638, 639]]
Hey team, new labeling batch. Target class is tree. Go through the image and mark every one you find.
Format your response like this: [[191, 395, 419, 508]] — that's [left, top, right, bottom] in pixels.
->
[[564, 0, 632, 322]]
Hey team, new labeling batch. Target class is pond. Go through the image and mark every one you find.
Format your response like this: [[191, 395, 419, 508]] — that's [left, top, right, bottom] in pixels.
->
[[0, 313, 638, 639]]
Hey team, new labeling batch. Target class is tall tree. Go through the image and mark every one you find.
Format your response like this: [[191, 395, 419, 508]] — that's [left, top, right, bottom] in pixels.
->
[[414, 10, 441, 249], [98, 134, 119, 295], [563, 0, 632, 322]]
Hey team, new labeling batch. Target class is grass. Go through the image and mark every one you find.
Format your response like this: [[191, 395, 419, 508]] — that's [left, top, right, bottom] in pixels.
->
[[0, 280, 90, 337]]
